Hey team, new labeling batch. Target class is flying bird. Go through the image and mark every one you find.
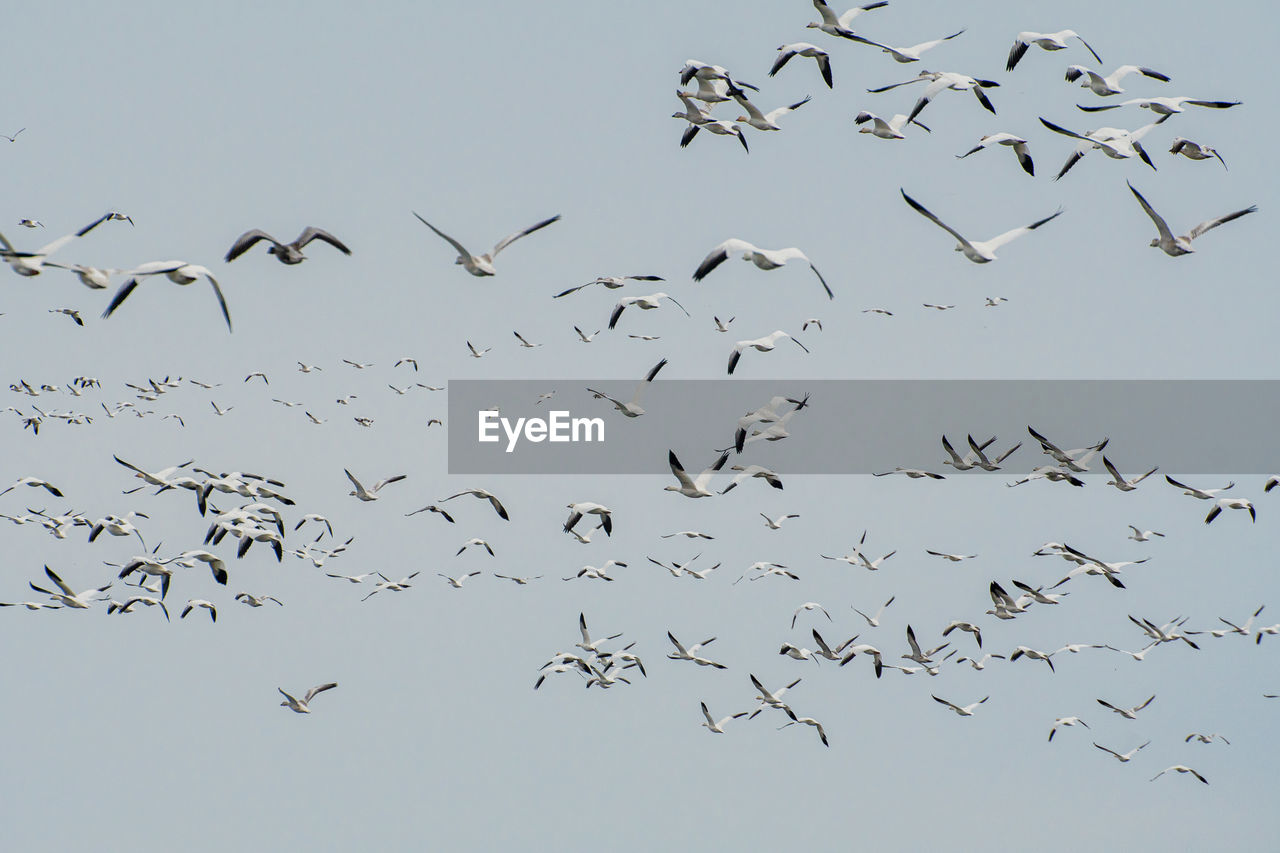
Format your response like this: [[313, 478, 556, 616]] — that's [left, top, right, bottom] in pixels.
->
[[412, 211, 560, 276], [900, 190, 1061, 263], [1127, 182, 1256, 257], [693, 238, 832, 299], [224, 227, 351, 264], [102, 261, 232, 332], [1006, 30, 1101, 71]]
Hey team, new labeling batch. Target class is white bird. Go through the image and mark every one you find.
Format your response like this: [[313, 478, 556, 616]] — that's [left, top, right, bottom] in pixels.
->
[[903, 625, 947, 664], [1066, 64, 1170, 96], [1127, 525, 1165, 541], [807, 1, 890, 41], [901, 190, 1062, 263], [771, 43, 833, 88], [1102, 457, 1159, 491], [235, 592, 283, 608], [1127, 182, 1257, 257], [279, 683, 338, 714], [713, 316, 735, 333], [0, 476, 64, 498], [574, 326, 600, 343], [456, 538, 495, 557], [1169, 137, 1228, 170], [555, 274, 664, 299], [853, 596, 896, 628], [1211, 605, 1265, 638], [984, 296, 1008, 307], [868, 70, 1001, 123], [854, 110, 930, 140], [727, 86, 812, 132], [941, 435, 994, 470], [760, 512, 800, 530], [923, 303, 955, 311], [748, 673, 802, 718], [956, 653, 1004, 670], [956, 133, 1034, 176], [512, 331, 542, 349], [102, 261, 232, 332], [576, 612, 622, 654], [873, 467, 944, 479], [1006, 30, 1101, 71], [1010, 646, 1057, 672], [926, 549, 977, 562], [1097, 694, 1156, 720], [693, 238, 832, 300], [28, 565, 111, 609], [721, 465, 783, 494], [779, 710, 830, 747], [1048, 716, 1090, 742], [412, 211, 560, 277], [440, 488, 509, 520], [700, 701, 746, 733], [661, 530, 714, 540], [0, 213, 109, 277], [1027, 427, 1108, 471], [668, 632, 727, 669], [791, 602, 831, 629], [608, 293, 688, 330], [438, 571, 482, 588], [727, 331, 810, 375], [679, 119, 750, 153], [225, 227, 351, 264], [0, 128, 23, 142], [1165, 475, 1235, 500], [1151, 765, 1209, 784], [1185, 733, 1230, 745], [107, 596, 170, 620], [89, 512, 148, 550], [933, 694, 988, 716], [564, 502, 614, 536], [180, 599, 217, 622], [1205, 497, 1256, 524], [493, 574, 542, 585], [465, 341, 492, 359], [344, 469, 406, 501], [859, 28, 965, 63], [1078, 95, 1240, 116], [1095, 740, 1151, 762], [665, 449, 729, 498], [362, 571, 420, 601], [1040, 115, 1169, 178], [678, 59, 759, 93]]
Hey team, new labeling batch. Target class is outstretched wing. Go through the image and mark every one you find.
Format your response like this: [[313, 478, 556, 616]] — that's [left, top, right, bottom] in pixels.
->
[[492, 215, 561, 257], [295, 227, 352, 255], [225, 230, 279, 262]]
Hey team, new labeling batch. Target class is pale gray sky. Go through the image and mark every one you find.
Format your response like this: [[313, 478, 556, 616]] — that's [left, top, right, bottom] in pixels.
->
[[1, 2, 1276, 850]]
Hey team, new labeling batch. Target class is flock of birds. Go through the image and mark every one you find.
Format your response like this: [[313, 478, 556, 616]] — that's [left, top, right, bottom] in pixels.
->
[[0, 1, 1270, 795]]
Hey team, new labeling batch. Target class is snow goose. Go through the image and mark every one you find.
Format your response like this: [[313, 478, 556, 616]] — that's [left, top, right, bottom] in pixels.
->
[[760, 512, 800, 530], [679, 120, 749, 153], [721, 465, 783, 494], [1169, 137, 1227, 170], [1048, 716, 1090, 742], [279, 683, 338, 713], [1165, 475, 1235, 500], [1066, 64, 1170, 96], [853, 596, 895, 628], [900, 190, 1062, 262], [868, 71, 1000, 123], [956, 133, 1034, 176], [1205, 497, 1256, 524], [1127, 525, 1164, 541], [1094, 740, 1150, 762], [107, 596, 169, 621], [441, 488, 510, 520], [439, 571, 482, 588], [1, 128, 24, 142], [791, 602, 831, 628], [727, 86, 811, 131], [748, 674, 801, 718], [779, 711, 829, 746], [0, 476, 63, 498], [0, 213, 110, 277], [808, 1, 890, 42], [236, 592, 283, 607], [412, 211, 560, 277], [1006, 31, 1101, 71], [665, 449, 729, 498], [678, 60, 758, 93], [102, 261, 232, 331], [28, 565, 111, 609], [344, 469, 406, 501], [564, 502, 613, 535], [1078, 96, 1240, 116], [1027, 427, 1107, 471], [1040, 115, 1169, 178], [1127, 181, 1256, 256], [224, 227, 351, 264], [1151, 766, 1208, 784], [727, 331, 810, 375], [608, 293, 688, 329], [43, 263, 124, 290], [701, 702, 746, 733], [1185, 733, 1230, 745], [1098, 694, 1155, 719], [554, 274, 664, 299], [933, 694, 988, 716], [180, 599, 216, 622], [874, 467, 944, 479], [771, 43, 833, 88], [1102, 456, 1158, 491], [693, 238, 832, 299], [668, 632, 727, 669], [854, 111, 930, 139], [860, 29, 965, 63], [456, 538, 495, 557]]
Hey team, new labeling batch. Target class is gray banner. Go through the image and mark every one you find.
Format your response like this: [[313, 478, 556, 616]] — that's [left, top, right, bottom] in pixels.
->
[[446, 380, 1280, 475]]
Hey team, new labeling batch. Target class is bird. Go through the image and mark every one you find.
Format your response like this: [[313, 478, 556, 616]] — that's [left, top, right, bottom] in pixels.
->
[[1102, 457, 1159, 491], [1040, 115, 1169, 178], [1009, 646, 1056, 672], [807, 1, 890, 42], [1006, 31, 1101, 71], [107, 596, 170, 620], [721, 465, 783, 494], [727, 86, 812, 132], [984, 296, 1008, 307], [956, 133, 1034, 176], [278, 683, 338, 714], [933, 694, 989, 716], [727, 331, 811, 375], [456, 538, 495, 557], [662, 530, 714, 540], [1205, 497, 1256, 524], [1165, 475, 1235, 500], [466, 341, 491, 358], [0, 213, 110, 277], [102, 261, 232, 332], [0, 476, 63, 498], [513, 331, 541, 348], [748, 674, 802, 718], [858, 29, 966, 63], [608, 293, 689, 330], [28, 565, 111, 609], [901, 190, 1062, 263], [564, 502, 613, 535], [412, 211, 560, 276], [1151, 766, 1209, 784], [1048, 717, 1090, 742], [760, 512, 800, 530], [1169, 137, 1228, 170], [440, 488, 509, 520], [19, 219, 42, 228], [574, 326, 601, 343], [679, 119, 750, 153], [1077, 96, 1240, 116], [700, 701, 746, 733], [791, 602, 831, 628], [576, 613, 622, 654], [1127, 182, 1257, 257], [438, 571, 482, 588], [665, 449, 729, 498], [667, 632, 727, 668], [1127, 525, 1164, 541], [344, 469, 406, 501], [854, 111, 930, 140], [554, 275, 666, 299], [869, 70, 1000, 123], [588, 358, 667, 418], [779, 710, 829, 747], [770, 43, 833, 88], [1065, 64, 1170, 96], [693, 238, 832, 299], [224, 227, 351, 264], [1185, 733, 1230, 745], [1095, 741, 1151, 762], [1, 127, 25, 142], [235, 592, 283, 607], [180, 599, 217, 622], [853, 596, 896, 628], [1098, 695, 1156, 720], [874, 468, 944, 480]]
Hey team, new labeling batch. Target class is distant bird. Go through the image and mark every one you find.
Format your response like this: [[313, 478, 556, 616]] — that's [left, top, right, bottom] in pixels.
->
[[1, 128, 25, 142], [440, 488, 509, 520], [1095, 740, 1151, 762], [0, 476, 63, 498], [802, 318, 822, 331], [235, 592, 283, 607], [1077, 96, 1240, 116], [714, 316, 735, 332], [466, 341, 491, 358], [1066, 64, 1170, 96], [665, 449, 729, 498], [984, 296, 1008, 307], [574, 326, 601, 343], [926, 549, 977, 562], [868, 70, 1000, 123], [1006, 31, 1101, 71], [694, 238, 832, 299], [1048, 716, 1090, 742], [412, 211, 560, 277], [874, 467, 944, 479], [1127, 525, 1164, 541], [180, 599, 217, 622], [456, 538, 495, 557], [102, 261, 232, 332], [700, 701, 747, 733], [344, 469, 406, 501], [513, 331, 541, 348], [564, 502, 614, 535], [901, 190, 1061, 262], [1185, 733, 1230, 745], [956, 133, 1034, 176], [1040, 115, 1169, 178], [854, 110, 930, 140], [279, 683, 338, 714], [727, 87, 812, 132], [791, 602, 831, 628], [1102, 457, 1158, 491], [933, 694, 989, 716], [853, 595, 896, 628], [28, 565, 111, 609], [1205, 497, 1256, 524], [727, 331, 811, 375], [807, 1, 890, 42], [555, 275, 664, 299], [779, 710, 829, 746], [1151, 765, 1208, 784], [679, 119, 750, 153], [19, 219, 42, 228], [1169, 137, 1228, 170], [439, 571, 482, 588], [608, 293, 689, 330], [224, 227, 351, 264], [1127, 182, 1256, 257], [1165, 475, 1235, 500], [858, 28, 966, 64], [1098, 694, 1156, 719], [760, 512, 800, 530], [771, 43, 833, 88]]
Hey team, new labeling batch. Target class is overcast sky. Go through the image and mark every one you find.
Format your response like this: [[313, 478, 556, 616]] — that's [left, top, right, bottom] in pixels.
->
[[1, 2, 1276, 850]]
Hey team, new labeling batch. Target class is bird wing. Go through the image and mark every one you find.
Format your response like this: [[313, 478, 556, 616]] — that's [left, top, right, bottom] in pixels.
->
[[372, 474, 407, 492], [492, 215, 561, 257], [695, 452, 730, 489], [668, 451, 696, 490], [764, 95, 811, 123], [44, 566, 75, 596], [693, 238, 755, 281], [984, 210, 1063, 252], [295, 227, 352, 255], [343, 469, 367, 496], [900, 190, 976, 254], [1188, 205, 1257, 241], [303, 682, 338, 703], [101, 278, 141, 320], [412, 212, 474, 260], [224, 230, 279, 262], [1125, 182, 1177, 244], [202, 269, 233, 332]]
